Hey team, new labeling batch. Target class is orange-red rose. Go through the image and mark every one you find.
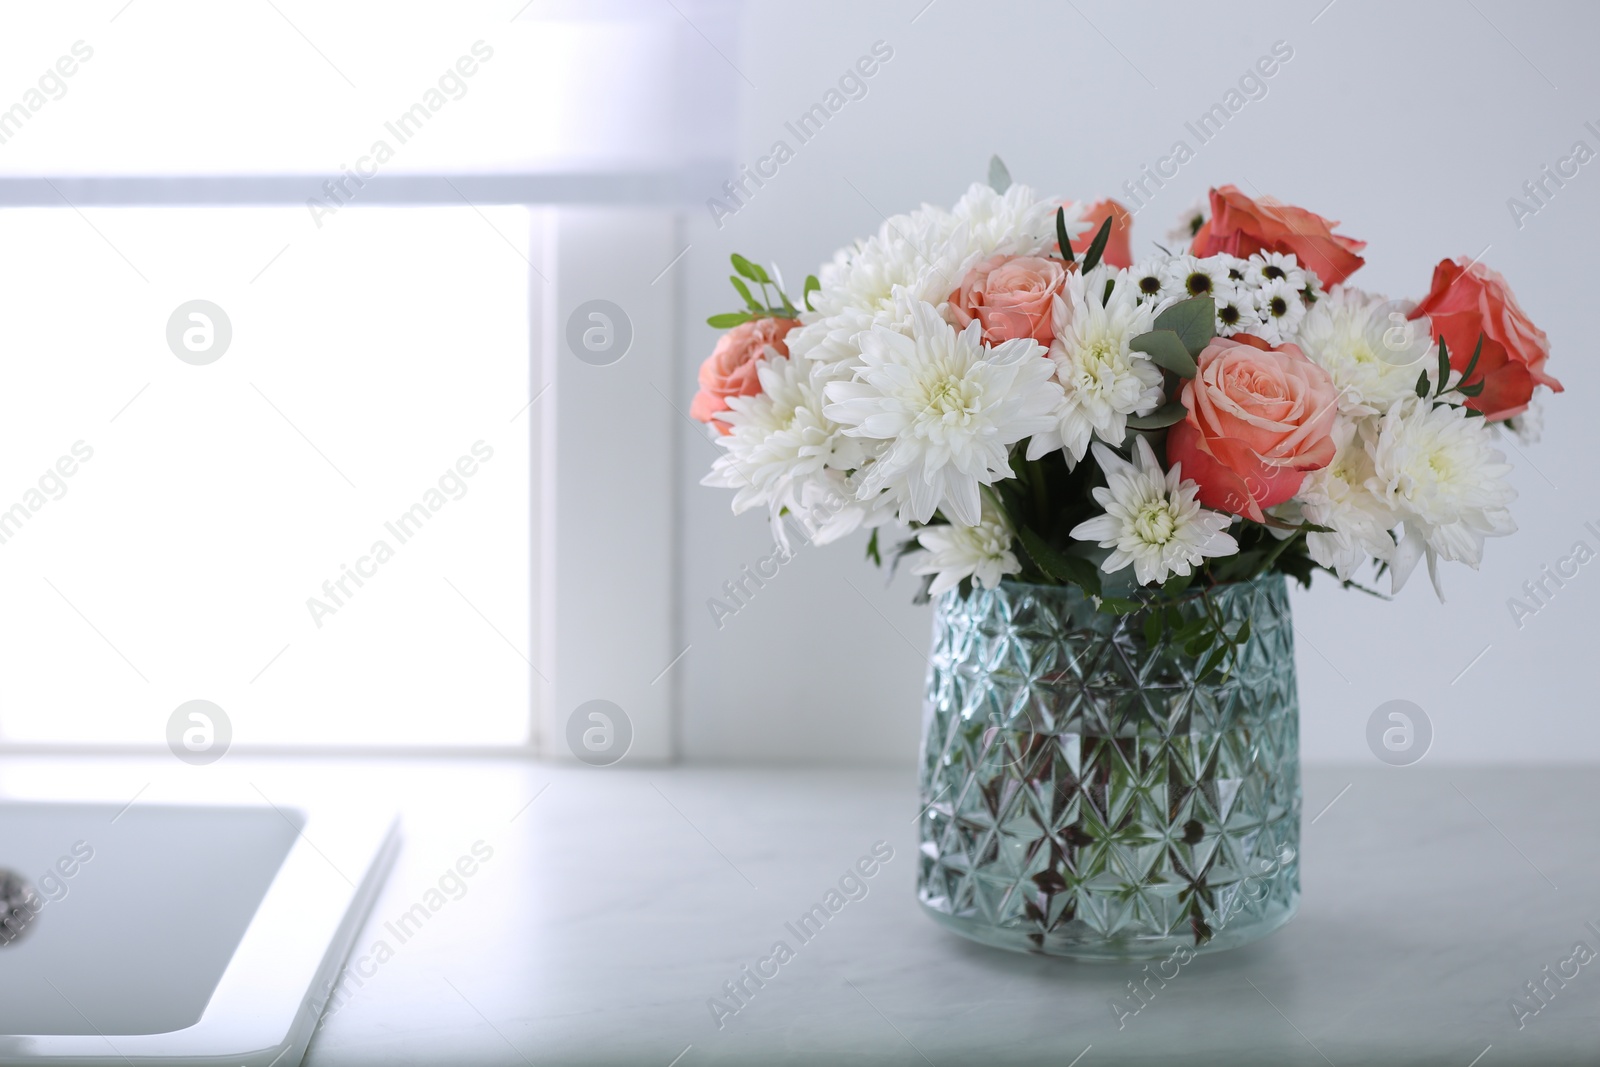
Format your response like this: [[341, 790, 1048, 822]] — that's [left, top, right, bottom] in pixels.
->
[[944, 254, 1066, 345], [1190, 184, 1366, 288], [1167, 337, 1339, 521], [1408, 257, 1561, 421], [1066, 198, 1134, 270], [691, 317, 799, 433]]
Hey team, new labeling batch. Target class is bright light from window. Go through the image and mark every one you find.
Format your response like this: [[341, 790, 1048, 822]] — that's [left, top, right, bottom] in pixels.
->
[[0, 205, 534, 745]]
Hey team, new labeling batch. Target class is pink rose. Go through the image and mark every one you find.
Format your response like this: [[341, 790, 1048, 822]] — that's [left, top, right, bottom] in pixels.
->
[[1409, 257, 1561, 421], [690, 317, 799, 434], [1190, 184, 1366, 288], [1166, 337, 1339, 521], [944, 254, 1066, 345]]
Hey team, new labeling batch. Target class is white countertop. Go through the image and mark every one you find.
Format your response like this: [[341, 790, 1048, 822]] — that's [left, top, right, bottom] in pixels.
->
[[0, 757, 1592, 1065]]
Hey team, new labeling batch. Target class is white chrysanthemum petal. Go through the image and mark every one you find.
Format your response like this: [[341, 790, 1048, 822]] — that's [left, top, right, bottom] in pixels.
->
[[1287, 415, 1398, 579], [1070, 438, 1238, 587], [912, 495, 1020, 596], [1368, 398, 1517, 598], [1033, 270, 1163, 465], [823, 301, 1062, 526], [1296, 287, 1428, 415]]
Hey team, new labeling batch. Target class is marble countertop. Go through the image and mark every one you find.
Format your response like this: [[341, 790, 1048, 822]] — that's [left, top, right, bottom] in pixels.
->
[[1, 757, 1592, 1065]]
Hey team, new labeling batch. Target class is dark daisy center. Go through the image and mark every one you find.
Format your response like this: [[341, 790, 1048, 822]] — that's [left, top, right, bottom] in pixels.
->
[[1262, 264, 1286, 280], [1267, 295, 1289, 317], [1185, 273, 1213, 296], [1139, 275, 1162, 295], [1218, 304, 1241, 325]]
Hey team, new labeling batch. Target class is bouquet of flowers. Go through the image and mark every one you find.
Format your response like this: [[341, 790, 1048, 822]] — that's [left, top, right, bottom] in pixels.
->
[[693, 159, 1560, 660]]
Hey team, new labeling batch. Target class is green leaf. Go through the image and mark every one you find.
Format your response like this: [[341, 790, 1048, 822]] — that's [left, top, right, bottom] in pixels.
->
[[865, 528, 881, 566], [1153, 297, 1217, 357], [1163, 572, 1194, 596], [1415, 369, 1429, 398], [1126, 402, 1189, 430], [730, 253, 770, 284], [1099, 596, 1143, 615], [729, 275, 762, 312], [1199, 644, 1229, 681], [1143, 611, 1163, 648], [1055, 207, 1075, 264], [1130, 330, 1198, 378], [1234, 618, 1251, 646], [988, 155, 1012, 193], [1080, 216, 1114, 273], [1018, 526, 1079, 584], [803, 274, 820, 311], [1435, 337, 1450, 398], [706, 312, 754, 328], [1185, 633, 1215, 658], [1460, 332, 1484, 388]]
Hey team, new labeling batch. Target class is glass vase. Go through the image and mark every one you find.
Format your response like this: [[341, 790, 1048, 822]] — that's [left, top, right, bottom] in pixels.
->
[[916, 574, 1300, 961]]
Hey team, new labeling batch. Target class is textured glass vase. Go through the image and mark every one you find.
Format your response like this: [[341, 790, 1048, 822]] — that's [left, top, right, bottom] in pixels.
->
[[916, 574, 1300, 960]]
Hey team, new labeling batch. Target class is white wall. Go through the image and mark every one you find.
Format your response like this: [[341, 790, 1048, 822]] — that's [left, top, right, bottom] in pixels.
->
[[674, 0, 1600, 765]]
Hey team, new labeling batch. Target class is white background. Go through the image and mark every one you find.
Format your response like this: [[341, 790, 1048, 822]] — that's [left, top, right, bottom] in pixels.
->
[[675, 0, 1600, 766]]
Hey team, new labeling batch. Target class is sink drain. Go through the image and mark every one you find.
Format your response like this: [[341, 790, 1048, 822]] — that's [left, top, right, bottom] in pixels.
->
[[0, 868, 39, 946]]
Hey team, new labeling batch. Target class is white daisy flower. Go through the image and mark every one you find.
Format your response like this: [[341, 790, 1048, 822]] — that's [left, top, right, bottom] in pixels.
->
[[1213, 287, 1259, 337], [1028, 269, 1164, 465], [1161, 254, 1234, 303], [1502, 394, 1544, 445], [1256, 278, 1307, 342], [1128, 257, 1170, 305], [1164, 193, 1209, 248], [1070, 437, 1239, 586], [702, 356, 861, 542], [823, 301, 1062, 527], [1367, 398, 1517, 598], [1296, 287, 1432, 416], [1287, 416, 1397, 580], [912, 494, 1020, 596], [1245, 251, 1308, 292]]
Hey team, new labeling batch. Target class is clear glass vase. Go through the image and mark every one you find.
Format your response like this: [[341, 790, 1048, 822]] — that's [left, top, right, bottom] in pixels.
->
[[916, 574, 1300, 961]]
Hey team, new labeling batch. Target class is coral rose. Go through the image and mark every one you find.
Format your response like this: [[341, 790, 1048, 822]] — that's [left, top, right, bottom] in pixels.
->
[[1190, 184, 1366, 288], [1408, 257, 1561, 421], [945, 254, 1066, 345], [1167, 337, 1340, 521], [690, 317, 798, 434], [1066, 198, 1134, 270]]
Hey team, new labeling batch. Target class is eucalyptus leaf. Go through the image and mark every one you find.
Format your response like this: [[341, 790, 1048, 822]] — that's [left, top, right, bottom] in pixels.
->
[[1152, 297, 1217, 357], [729, 275, 761, 312], [1126, 402, 1189, 430], [1130, 330, 1198, 377], [706, 312, 754, 328], [988, 155, 1012, 194], [1018, 526, 1079, 584], [803, 274, 820, 311]]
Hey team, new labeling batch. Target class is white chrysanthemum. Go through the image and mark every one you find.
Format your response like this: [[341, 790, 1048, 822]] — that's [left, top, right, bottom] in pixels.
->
[[1214, 287, 1258, 337], [1367, 398, 1517, 597], [702, 356, 859, 537], [1028, 268, 1163, 465], [1161, 254, 1234, 303], [948, 182, 1076, 262], [1070, 437, 1239, 586], [1289, 417, 1397, 579], [912, 494, 1020, 596], [1245, 251, 1307, 292], [1296, 287, 1431, 416], [783, 465, 899, 548], [1256, 278, 1307, 343], [808, 207, 954, 325], [823, 301, 1062, 526]]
